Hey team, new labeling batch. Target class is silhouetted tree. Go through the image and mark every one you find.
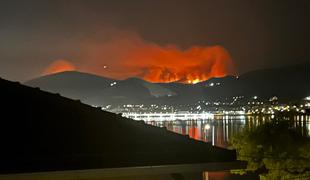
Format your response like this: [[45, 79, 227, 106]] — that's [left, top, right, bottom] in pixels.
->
[[229, 120, 310, 179]]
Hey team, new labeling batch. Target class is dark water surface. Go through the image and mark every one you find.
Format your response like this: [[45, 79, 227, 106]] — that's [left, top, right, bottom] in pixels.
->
[[146, 115, 310, 148], [146, 115, 310, 180]]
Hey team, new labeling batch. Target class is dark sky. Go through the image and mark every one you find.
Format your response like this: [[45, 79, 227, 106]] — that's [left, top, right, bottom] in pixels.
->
[[0, 0, 309, 81]]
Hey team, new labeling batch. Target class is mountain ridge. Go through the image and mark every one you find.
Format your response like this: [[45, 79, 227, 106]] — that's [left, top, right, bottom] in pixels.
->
[[24, 62, 310, 106]]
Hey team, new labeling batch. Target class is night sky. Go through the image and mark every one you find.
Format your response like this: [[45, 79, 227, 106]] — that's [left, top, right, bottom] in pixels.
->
[[0, 0, 309, 81]]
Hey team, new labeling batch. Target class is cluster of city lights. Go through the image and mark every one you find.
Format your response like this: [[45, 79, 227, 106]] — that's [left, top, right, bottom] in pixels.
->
[[98, 96, 310, 118]]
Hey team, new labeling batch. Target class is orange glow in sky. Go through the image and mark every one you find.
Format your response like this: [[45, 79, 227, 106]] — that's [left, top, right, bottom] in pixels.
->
[[42, 30, 235, 84], [43, 59, 76, 75]]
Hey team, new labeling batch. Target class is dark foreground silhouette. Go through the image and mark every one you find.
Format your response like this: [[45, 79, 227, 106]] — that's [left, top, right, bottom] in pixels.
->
[[0, 77, 239, 174]]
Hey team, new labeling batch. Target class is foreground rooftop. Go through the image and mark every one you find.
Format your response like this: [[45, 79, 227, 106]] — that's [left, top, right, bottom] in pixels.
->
[[0, 77, 245, 179]]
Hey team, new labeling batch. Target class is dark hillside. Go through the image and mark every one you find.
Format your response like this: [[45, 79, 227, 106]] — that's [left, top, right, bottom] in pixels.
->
[[0, 77, 236, 174]]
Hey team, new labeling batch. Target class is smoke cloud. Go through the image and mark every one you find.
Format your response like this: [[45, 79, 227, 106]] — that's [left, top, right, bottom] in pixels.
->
[[44, 29, 235, 84]]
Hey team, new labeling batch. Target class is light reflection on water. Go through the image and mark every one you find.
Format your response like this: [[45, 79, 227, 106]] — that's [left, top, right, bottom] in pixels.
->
[[146, 115, 310, 148]]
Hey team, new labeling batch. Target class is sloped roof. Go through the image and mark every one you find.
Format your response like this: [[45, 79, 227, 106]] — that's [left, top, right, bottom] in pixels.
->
[[0, 77, 238, 174]]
